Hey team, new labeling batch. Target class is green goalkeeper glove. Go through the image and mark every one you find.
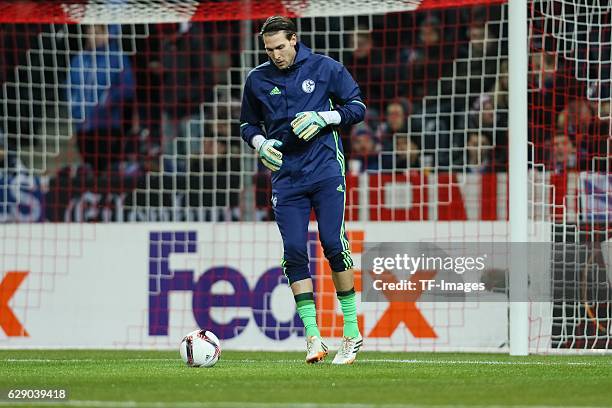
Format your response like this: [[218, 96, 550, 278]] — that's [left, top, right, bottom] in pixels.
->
[[257, 139, 283, 171], [291, 111, 328, 141]]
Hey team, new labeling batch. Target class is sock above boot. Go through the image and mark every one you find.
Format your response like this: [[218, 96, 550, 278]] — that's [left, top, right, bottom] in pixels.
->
[[337, 288, 360, 338], [295, 292, 321, 338]]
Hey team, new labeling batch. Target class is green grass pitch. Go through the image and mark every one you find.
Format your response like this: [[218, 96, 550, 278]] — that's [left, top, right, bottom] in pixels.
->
[[1, 350, 611, 407]]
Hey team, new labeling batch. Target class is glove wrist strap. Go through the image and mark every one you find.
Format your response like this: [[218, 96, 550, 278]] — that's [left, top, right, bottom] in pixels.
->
[[318, 111, 341, 125], [252, 134, 266, 151]]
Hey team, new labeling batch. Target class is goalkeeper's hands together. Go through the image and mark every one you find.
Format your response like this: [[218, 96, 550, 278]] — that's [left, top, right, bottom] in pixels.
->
[[253, 136, 283, 171], [252, 110, 341, 171], [291, 110, 341, 141]]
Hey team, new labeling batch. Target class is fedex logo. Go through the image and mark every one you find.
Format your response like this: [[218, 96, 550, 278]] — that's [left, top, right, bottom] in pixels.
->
[[0, 271, 29, 337], [148, 231, 436, 340], [148, 231, 303, 340]]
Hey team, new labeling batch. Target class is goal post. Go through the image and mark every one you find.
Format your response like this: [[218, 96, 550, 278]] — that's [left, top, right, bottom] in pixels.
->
[[508, 0, 529, 356]]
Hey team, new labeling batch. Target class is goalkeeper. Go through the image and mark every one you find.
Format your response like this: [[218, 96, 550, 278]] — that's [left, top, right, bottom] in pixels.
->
[[240, 16, 365, 364]]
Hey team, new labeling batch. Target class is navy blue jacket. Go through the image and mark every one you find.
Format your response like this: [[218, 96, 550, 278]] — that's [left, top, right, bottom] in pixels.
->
[[240, 43, 366, 187]]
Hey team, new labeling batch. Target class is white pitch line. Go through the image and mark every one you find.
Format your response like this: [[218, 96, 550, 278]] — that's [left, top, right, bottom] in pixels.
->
[[3, 359, 98, 362], [0, 401, 609, 408], [357, 359, 602, 366], [1, 358, 608, 366], [2, 358, 175, 363]]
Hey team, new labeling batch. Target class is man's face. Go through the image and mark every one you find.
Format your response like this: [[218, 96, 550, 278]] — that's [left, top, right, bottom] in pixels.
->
[[386, 103, 406, 131], [480, 100, 495, 126], [469, 25, 485, 42], [351, 134, 375, 155], [467, 133, 492, 163], [420, 24, 440, 46], [86, 25, 109, 50], [396, 136, 419, 163], [263, 31, 297, 69], [201, 139, 227, 157], [352, 32, 372, 59]]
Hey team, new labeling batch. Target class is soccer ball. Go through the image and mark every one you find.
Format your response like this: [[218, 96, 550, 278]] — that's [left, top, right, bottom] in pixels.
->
[[179, 329, 221, 367]]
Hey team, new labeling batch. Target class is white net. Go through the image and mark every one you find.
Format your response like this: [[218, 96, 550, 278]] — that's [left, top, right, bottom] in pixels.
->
[[0, 0, 610, 352]]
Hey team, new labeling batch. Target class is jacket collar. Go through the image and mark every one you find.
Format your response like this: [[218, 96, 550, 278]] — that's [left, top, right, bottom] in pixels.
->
[[293, 42, 311, 65]]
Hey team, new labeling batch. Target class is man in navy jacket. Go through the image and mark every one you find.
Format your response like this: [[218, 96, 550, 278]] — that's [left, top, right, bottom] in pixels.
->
[[240, 16, 365, 364]]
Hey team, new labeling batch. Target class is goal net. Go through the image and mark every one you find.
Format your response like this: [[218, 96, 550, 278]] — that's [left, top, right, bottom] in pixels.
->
[[0, 0, 609, 352]]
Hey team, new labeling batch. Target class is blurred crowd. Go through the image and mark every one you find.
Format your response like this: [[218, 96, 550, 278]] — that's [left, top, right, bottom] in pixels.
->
[[0, 5, 610, 220]]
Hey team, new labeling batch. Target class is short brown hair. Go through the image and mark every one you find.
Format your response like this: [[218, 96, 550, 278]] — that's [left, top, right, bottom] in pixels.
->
[[260, 16, 297, 40]]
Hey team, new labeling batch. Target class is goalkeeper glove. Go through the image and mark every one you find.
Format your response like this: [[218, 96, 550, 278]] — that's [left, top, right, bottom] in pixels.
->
[[291, 111, 329, 141], [254, 137, 283, 171]]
